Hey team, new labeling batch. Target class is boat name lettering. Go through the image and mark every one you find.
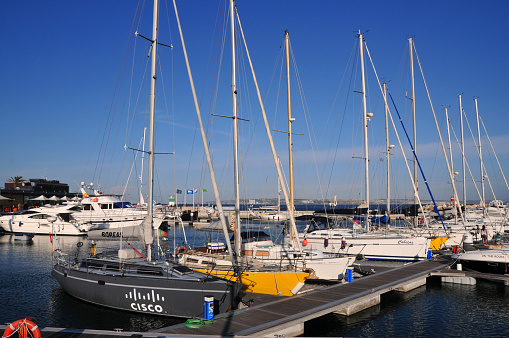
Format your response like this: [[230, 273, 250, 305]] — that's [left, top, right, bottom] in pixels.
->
[[130, 303, 163, 313], [101, 231, 122, 237], [482, 254, 504, 259], [398, 240, 414, 245]]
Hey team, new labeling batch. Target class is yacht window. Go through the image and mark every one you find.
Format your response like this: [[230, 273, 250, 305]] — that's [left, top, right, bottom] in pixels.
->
[[100, 204, 109, 209], [29, 214, 49, 219], [83, 204, 93, 211], [59, 213, 71, 222]]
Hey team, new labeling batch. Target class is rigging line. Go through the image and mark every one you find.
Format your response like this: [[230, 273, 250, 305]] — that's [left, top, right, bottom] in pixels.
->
[[113, 30, 153, 195], [479, 114, 509, 192], [258, 44, 285, 201], [236, 8, 302, 252], [199, 0, 228, 195], [82, 0, 144, 186], [99, 17, 147, 189], [363, 42, 432, 229], [427, 112, 446, 184], [462, 103, 494, 205], [172, 0, 236, 265], [484, 135, 502, 198], [412, 41, 466, 225], [289, 40, 314, 200], [449, 120, 486, 207], [316, 40, 358, 206], [387, 90, 446, 231]]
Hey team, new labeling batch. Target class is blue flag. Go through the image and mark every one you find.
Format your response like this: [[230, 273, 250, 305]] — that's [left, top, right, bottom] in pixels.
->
[[186, 189, 193, 195]]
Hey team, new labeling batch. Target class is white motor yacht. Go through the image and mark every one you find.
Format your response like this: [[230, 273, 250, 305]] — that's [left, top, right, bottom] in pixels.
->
[[0, 207, 86, 236]]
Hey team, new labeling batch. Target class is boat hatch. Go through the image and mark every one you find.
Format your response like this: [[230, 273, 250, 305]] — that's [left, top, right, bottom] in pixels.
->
[[172, 265, 193, 275]]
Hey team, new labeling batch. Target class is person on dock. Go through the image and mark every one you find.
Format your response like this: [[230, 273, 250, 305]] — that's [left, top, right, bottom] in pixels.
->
[[481, 225, 488, 245]]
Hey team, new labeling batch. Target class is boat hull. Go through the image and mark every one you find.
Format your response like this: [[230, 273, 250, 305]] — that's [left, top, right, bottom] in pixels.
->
[[193, 267, 308, 296], [453, 250, 509, 274], [51, 263, 240, 318], [0, 217, 84, 236], [299, 235, 430, 261]]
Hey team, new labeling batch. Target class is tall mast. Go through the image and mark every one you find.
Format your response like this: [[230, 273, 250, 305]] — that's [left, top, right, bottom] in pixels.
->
[[445, 108, 457, 223], [408, 37, 418, 227], [475, 98, 485, 215], [383, 82, 391, 223], [230, 0, 241, 256], [285, 30, 294, 214], [459, 95, 466, 208], [173, 0, 237, 265], [358, 31, 370, 231], [139, 127, 147, 206], [146, 0, 159, 261]]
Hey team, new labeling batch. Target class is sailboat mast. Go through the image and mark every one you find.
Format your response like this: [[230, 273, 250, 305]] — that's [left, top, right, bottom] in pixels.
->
[[445, 108, 457, 223], [172, 0, 237, 265], [146, 0, 159, 261], [358, 32, 370, 231], [475, 98, 485, 215], [139, 127, 147, 205], [459, 95, 466, 208], [230, 0, 241, 257], [383, 82, 391, 222], [408, 37, 418, 227], [285, 30, 294, 213]]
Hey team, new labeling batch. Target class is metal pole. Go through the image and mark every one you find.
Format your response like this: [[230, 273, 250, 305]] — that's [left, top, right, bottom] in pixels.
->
[[230, 0, 241, 256], [285, 30, 294, 214], [359, 31, 370, 231], [146, 0, 160, 261], [408, 37, 418, 227], [445, 108, 457, 223], [475, 98, 485, 215], [459, 95, 466, 208], [384, 82, 391, 223]]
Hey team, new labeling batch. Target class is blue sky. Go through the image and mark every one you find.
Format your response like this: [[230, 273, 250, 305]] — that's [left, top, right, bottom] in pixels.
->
[[2, 1, 508, 204]]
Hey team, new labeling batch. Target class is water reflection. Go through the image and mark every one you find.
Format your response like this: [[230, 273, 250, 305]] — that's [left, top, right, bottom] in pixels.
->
[[303, 278, 509, 337], [0, 233, 184, 331]]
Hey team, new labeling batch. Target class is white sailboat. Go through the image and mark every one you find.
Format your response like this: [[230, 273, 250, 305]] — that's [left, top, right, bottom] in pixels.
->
[[292, 33, 431, 261]]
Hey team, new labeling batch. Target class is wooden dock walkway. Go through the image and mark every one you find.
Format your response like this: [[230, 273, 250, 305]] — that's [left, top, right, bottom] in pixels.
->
[[156, 258, 451, 336]]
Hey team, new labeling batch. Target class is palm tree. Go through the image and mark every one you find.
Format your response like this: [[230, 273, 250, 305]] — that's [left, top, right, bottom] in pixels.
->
[[9, 176, 24, 184]]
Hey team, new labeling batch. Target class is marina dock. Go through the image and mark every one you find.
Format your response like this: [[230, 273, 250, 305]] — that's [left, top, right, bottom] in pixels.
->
[[4, 258, 455, 337]]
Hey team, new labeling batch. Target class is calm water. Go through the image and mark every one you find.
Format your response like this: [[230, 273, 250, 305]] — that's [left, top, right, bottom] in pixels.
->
[[2, 231, 509, 337]]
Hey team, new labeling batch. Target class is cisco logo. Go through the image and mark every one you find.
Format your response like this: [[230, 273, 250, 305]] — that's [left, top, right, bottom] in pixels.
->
[[125, 288, 164, 313]]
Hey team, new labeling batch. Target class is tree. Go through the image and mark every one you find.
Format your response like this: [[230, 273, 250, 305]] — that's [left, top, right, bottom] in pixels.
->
[[9, 176, 24, 183]]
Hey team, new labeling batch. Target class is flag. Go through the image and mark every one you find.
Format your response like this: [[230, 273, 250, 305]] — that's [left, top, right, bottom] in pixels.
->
[[194, 188, 198, 194], [159, 229, 168, 237], [176, 189, 182, 194], [186, 189, 193, 194], [203, 188, 207, 192]]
